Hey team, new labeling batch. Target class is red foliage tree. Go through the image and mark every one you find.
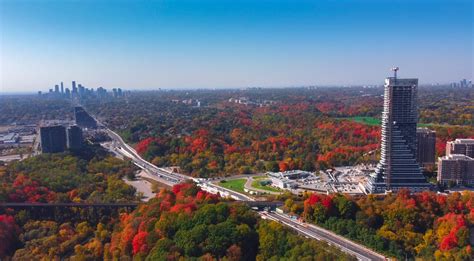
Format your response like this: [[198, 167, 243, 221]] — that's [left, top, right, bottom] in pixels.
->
[[8, 174, 56, 203], [321, 197, 333, 210], [436, 213, 468, 251], [0, 215, 19, 258], [170, 203, 196, 214], [135, 137, 157, 155], [132, 231, 149, 254], [278, 161, 289, 172], [172, 183, 194, 195], [306, 194, 321, 206]]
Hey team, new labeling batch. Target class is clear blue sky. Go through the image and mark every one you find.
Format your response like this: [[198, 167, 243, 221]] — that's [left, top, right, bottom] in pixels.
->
[[0, 0, 472, 92]]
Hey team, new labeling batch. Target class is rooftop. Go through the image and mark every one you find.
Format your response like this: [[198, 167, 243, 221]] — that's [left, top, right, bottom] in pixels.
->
[[417, 127, 435, 133], [385, 77, 418, 86], [0, 133, 19, 143], [439, 154, 473, 161], [449, 139, 474, 144]]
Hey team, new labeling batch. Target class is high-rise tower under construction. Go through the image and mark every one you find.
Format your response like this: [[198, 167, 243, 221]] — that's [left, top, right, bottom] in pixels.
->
[[366, 68, 431, 193]]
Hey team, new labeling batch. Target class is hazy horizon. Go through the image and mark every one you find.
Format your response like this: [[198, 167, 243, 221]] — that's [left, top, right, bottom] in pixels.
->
[[2, 82, 470, 96], [1, 0, 472, 92]]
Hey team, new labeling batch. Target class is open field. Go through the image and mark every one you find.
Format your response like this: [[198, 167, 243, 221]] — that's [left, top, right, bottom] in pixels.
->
[[251, 179, 282, 193], [344, 116, 436, 128], [218, 179, 247, 193], [342, 116, 380, 126]]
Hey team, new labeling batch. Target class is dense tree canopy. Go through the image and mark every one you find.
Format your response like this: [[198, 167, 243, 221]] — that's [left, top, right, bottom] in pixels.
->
[[2, 182, 356, 260], [0, 96, 73, 125], [79, 86, 473, 178], [0, 145, 138, 203], [0, 86, 472, 260], [281, 190, 474, 260]]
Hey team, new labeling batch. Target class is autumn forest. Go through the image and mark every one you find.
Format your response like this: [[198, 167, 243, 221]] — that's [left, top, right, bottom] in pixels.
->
[[0, 86, 473, 260]]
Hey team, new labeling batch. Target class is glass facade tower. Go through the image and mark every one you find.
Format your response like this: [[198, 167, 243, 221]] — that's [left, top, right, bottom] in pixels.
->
[[366, 71, 431, 193]]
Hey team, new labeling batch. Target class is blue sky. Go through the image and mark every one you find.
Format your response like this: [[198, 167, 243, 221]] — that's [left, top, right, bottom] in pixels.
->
[[0, 0, 472, 92]]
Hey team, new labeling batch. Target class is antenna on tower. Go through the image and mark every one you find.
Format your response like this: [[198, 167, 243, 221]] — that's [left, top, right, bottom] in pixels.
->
[[391, 67, 399, 79]]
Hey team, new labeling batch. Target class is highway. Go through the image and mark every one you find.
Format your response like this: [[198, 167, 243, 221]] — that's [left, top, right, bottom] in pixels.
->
[[104, 128, 185, 186], [261, 211, 387, 261], [89, 110, 387, 261], [99, 124, 252, 201], [103, 126, 387, 260]]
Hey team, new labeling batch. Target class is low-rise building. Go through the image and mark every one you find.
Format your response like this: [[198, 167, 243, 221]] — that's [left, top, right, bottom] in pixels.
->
[[437, 154, 474, 185], [267, 170, 313, 189], [0, 133, 19, 145], [446, 139, 474, 158]]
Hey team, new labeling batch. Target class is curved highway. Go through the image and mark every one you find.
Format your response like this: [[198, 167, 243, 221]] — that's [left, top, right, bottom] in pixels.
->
[[262, 211, 387, 261], [89, 109, 387, 261], [105, 129, 185, 185]]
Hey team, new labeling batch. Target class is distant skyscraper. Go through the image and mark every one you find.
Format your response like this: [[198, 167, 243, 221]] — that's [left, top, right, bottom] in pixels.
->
[[97, 87, 107, 99], [416, 128, 436, 168], [78, 84, 85, 97], [60, 82, 64, 93], [74, 106, 97, 129], [54, 84, 59, 93], [40, 125, 67, 153], [72, 81, 77, 94], [67, 125, 83, 150], [366, 68, 430, 193]]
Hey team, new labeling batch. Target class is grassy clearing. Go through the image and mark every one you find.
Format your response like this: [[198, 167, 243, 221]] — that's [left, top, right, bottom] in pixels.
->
[[342, 116, 381, 126], [219, 179, 247, 193], [251, 180, 281, 193], [343, 116, 437, 128]]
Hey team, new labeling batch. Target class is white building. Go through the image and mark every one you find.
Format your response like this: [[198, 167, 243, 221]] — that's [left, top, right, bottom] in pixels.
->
[[267, 170, 312, 189]]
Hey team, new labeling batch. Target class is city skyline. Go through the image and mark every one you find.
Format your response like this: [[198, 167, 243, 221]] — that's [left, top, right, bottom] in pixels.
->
[[1, 0, 472, 92], [3, 76, 474, 95]]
